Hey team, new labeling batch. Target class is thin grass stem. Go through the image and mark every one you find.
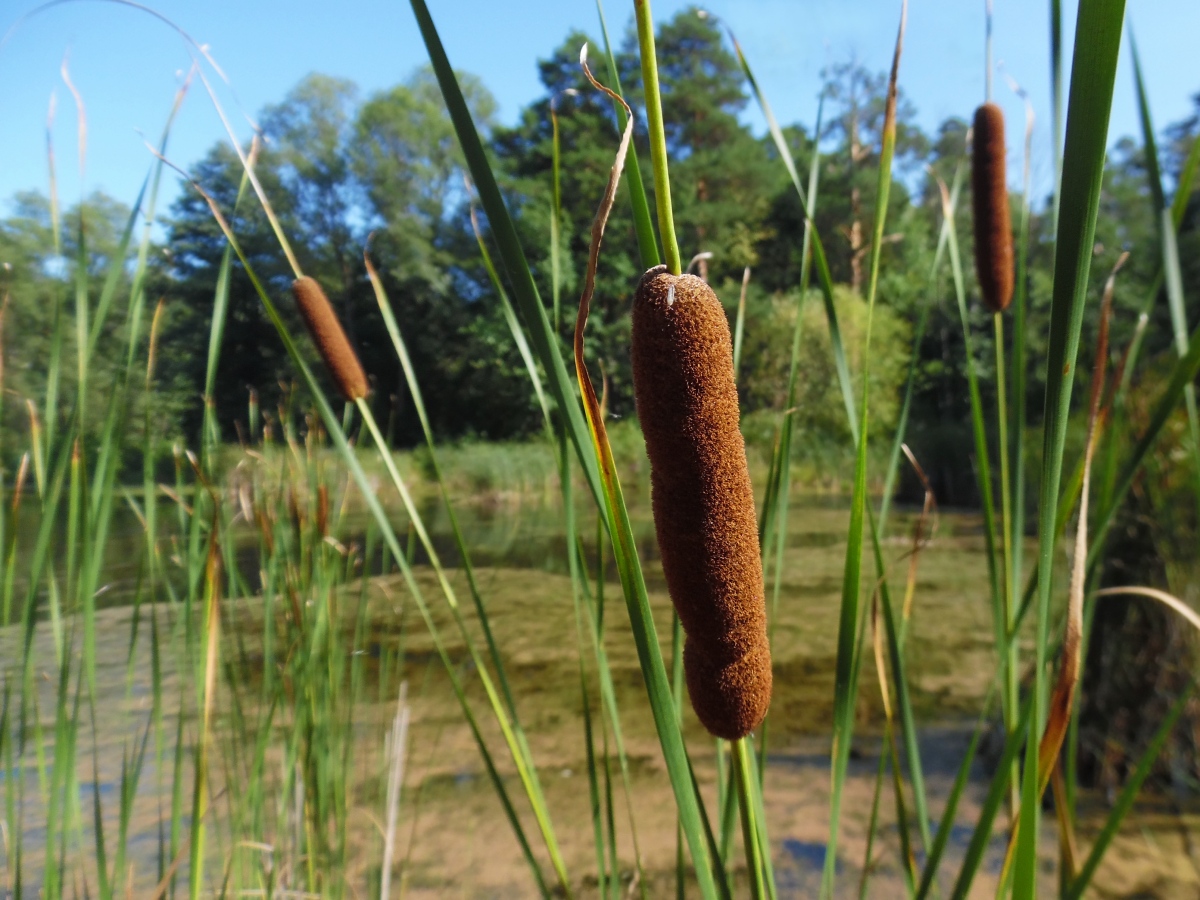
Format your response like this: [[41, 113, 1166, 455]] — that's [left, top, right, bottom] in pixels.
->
[[633, 0, 680, 274]]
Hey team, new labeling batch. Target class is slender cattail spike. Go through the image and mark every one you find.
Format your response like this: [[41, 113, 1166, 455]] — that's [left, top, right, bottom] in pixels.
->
[[290, 276, 369, 402], [971, 102, 1014, 313], [631, 265, 772, 740]]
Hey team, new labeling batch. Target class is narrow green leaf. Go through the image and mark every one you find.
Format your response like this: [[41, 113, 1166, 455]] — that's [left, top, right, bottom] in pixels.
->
[[409, 0, 605, 512], [823, 10, 908, 895], [1130, 32, 1200, 509], [1017, 2, 1127, 893]]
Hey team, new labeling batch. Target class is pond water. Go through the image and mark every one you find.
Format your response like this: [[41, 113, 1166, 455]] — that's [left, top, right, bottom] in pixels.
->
[[1, 486, 1197, 896]]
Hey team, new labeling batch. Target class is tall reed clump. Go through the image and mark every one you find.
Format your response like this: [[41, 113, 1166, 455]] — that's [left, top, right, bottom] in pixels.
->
[[631, 265, 772, 740]]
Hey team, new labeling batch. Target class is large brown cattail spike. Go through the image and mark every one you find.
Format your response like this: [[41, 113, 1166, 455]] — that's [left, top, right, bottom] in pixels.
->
[[291, 276, 369, 402], [971, 102, 1014, 313], [631, 265, 772, 740]]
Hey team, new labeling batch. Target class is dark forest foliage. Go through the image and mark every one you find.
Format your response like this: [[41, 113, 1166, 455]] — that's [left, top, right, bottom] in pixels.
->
[[1, 8, 1197, 484]]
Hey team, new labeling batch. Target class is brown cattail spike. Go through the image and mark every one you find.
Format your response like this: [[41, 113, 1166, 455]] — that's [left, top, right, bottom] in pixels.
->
[[971, 103, 1014, 313], [631, 265, 772, 740], [291, 276, 369, 402]]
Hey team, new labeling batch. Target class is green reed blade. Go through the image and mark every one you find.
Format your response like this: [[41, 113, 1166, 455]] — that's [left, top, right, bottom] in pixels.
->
[[89, 700, 111, 900], [43, 623, 80, 900], [550, 95, 564, 332], [1050, 0, 1064, 231], [732, 738, 768, 900], [1008, 87, 1033, 792], [201, 153, 256, 462], [758, 100, 822, 780], [670, 613, 686, 893], [363, 261, 570, 888], [412, 3, 727, 892], [1171, 132, 1200, 230], [823, 9, 908, 894], [42, 292, 64, 469], [743, 12, 933, 883], [735, 45, 858, 442], [632, 0, 680, 274], [940, 164, 1014, 771], [86, 178, 147, 361], [946, 693, 1033, 900], [595, 0, 660, 268], [879, 161, 961, 534], [869, 513, 930, 853], [21, 436, 70, 684], [1016, 2, 1126, 893], [574, 529, 650, 895], [1131, 33, 1200, 509], [561, 424, 646, 896], [742, 740, 777, 900], [409, 0, 604, 512], [858, 744, 888, 900], [564, 439, 610, 896], [731, 269, 750, 382], [823, 374, 870, 900], [351, 413, 567, 895], [72, 211, 89, 424], [463, 215, 553, 429], [912, 687, 996, 898]]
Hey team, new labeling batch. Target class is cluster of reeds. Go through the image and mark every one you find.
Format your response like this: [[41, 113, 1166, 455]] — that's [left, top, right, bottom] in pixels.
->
[[2, 0, 1199, 898]]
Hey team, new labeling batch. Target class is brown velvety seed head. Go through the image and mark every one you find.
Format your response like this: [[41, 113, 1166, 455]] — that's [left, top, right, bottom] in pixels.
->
[[684, 635, 773, 741], [291, 276, 369, 402], [972, 103, 1014, 314], [631, 264, 772, 740]]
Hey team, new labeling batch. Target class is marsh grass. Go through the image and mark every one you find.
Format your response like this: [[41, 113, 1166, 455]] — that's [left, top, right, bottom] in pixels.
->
[[1, 0, 1199, 898]]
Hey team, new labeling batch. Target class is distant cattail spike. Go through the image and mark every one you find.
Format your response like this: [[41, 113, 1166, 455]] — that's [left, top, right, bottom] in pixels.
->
[[631, 265, 772, 740], [291, 276, 369, 402], [971, 102, 1014, 313]]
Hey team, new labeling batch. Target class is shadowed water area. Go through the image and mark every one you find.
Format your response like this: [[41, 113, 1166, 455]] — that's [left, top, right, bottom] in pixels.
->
[[2, 487, 1197, 896]]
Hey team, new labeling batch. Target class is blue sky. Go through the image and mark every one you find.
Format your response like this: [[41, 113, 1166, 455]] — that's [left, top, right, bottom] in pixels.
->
[[0, 0, 1196, 218]]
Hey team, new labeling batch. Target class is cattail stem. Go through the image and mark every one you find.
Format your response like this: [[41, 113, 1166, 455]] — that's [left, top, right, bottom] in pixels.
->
[[733, 737, 768, 900], [995, 309, 1021, 814], [634, 0, 681, 275]]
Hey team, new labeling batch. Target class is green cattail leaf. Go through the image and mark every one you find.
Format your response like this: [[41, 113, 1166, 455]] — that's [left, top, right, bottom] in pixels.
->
[[409, 0, 605, 513], [1018, 0, 1127, 893]]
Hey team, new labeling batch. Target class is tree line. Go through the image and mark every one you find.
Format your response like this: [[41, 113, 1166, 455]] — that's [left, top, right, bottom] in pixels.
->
[[1, 7, 1197, 500]]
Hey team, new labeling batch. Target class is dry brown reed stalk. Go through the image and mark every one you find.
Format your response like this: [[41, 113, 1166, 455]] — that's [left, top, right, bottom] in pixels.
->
[[290, 276, 369, 402], [971, 102, 1014, 313], [631, 265, 772, 739]]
